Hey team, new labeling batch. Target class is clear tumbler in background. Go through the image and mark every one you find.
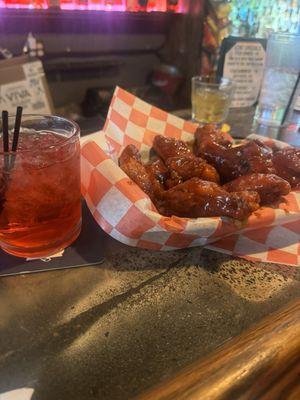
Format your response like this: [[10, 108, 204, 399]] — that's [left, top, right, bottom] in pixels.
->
[[191, 76, 234, 125], [254, 33, 300, 128]]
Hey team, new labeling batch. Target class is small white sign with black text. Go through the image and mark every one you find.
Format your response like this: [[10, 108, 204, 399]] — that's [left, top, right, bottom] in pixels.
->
[[223, 41, 266, 108]]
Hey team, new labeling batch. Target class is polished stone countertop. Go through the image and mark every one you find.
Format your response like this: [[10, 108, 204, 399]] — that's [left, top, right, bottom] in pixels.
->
[[1, 241, 300, 400]]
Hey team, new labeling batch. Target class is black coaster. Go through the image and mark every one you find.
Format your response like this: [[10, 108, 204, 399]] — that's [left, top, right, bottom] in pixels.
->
[[0, 202, 105, 276]]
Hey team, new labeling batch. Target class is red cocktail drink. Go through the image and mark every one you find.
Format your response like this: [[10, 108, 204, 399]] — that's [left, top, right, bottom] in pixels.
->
[[0, 115, 81, 258]]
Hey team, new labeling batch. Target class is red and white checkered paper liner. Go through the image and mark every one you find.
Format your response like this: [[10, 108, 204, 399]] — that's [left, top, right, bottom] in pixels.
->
[[81, 87, 300, 266]]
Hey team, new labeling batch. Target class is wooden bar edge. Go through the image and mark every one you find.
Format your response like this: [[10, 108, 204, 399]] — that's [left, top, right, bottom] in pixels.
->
[[137, 298, 300, 400]]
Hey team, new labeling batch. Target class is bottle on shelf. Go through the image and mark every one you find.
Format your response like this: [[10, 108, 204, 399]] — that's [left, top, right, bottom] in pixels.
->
[[147, 0, 166, 12], [103, 0, 125, 11], [3, 0, 48, 8], [59, 0, 77, 9], [88, 0, 104, 10]]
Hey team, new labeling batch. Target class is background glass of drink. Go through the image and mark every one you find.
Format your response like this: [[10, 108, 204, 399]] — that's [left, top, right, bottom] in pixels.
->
[[191, 76, 233, 125], [254, 33, 300, 127], [0, 115, 81, 258]]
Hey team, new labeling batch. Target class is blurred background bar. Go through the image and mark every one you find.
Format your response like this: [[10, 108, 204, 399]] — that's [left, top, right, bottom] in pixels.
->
[[0, 0, 299, 139]]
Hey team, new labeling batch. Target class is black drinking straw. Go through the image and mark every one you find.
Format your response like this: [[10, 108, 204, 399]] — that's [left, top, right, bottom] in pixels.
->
[[1, 107, 23, 212], [2, 111, 9, 153], [12, 106, 23, 152], [10, 106, 23, 170], [2, 111, 9, 171], [281, 72, 300, 126]]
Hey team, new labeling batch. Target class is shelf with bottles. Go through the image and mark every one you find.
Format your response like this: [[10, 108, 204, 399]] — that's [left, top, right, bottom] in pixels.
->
[[230, 0, 300, 38]]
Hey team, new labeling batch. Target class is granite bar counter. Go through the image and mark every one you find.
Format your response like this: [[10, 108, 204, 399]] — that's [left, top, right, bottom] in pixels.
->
[[0, 112, 300, 400], [1, 240, 300, 400]]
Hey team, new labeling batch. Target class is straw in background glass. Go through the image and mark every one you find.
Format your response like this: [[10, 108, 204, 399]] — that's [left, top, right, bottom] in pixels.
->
[[281, 72, 300, 126]]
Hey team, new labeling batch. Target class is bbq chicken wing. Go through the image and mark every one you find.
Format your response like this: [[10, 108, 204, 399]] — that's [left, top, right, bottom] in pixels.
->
[[153, 135, 192, 161], [157, 178, 260, 220], [194, 124, 232, 156], [165, 156, 220, 184], [241, 140, 275, 175], [272, 148, 300, 188], [195, 125, 275, 183], [223, 173, 291, 205], [119, 145, 159, 198], [119, 143, 141, 164], [145, 158, 169, 185], [195, 141, 249, 182]]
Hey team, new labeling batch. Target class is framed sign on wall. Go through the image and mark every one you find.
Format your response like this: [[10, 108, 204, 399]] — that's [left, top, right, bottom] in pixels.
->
[[217, 37, 267, 108]]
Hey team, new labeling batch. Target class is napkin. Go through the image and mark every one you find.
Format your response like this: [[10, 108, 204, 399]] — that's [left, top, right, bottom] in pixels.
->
[[81, 87, 300, 266], [0, 389, 33, 400]]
